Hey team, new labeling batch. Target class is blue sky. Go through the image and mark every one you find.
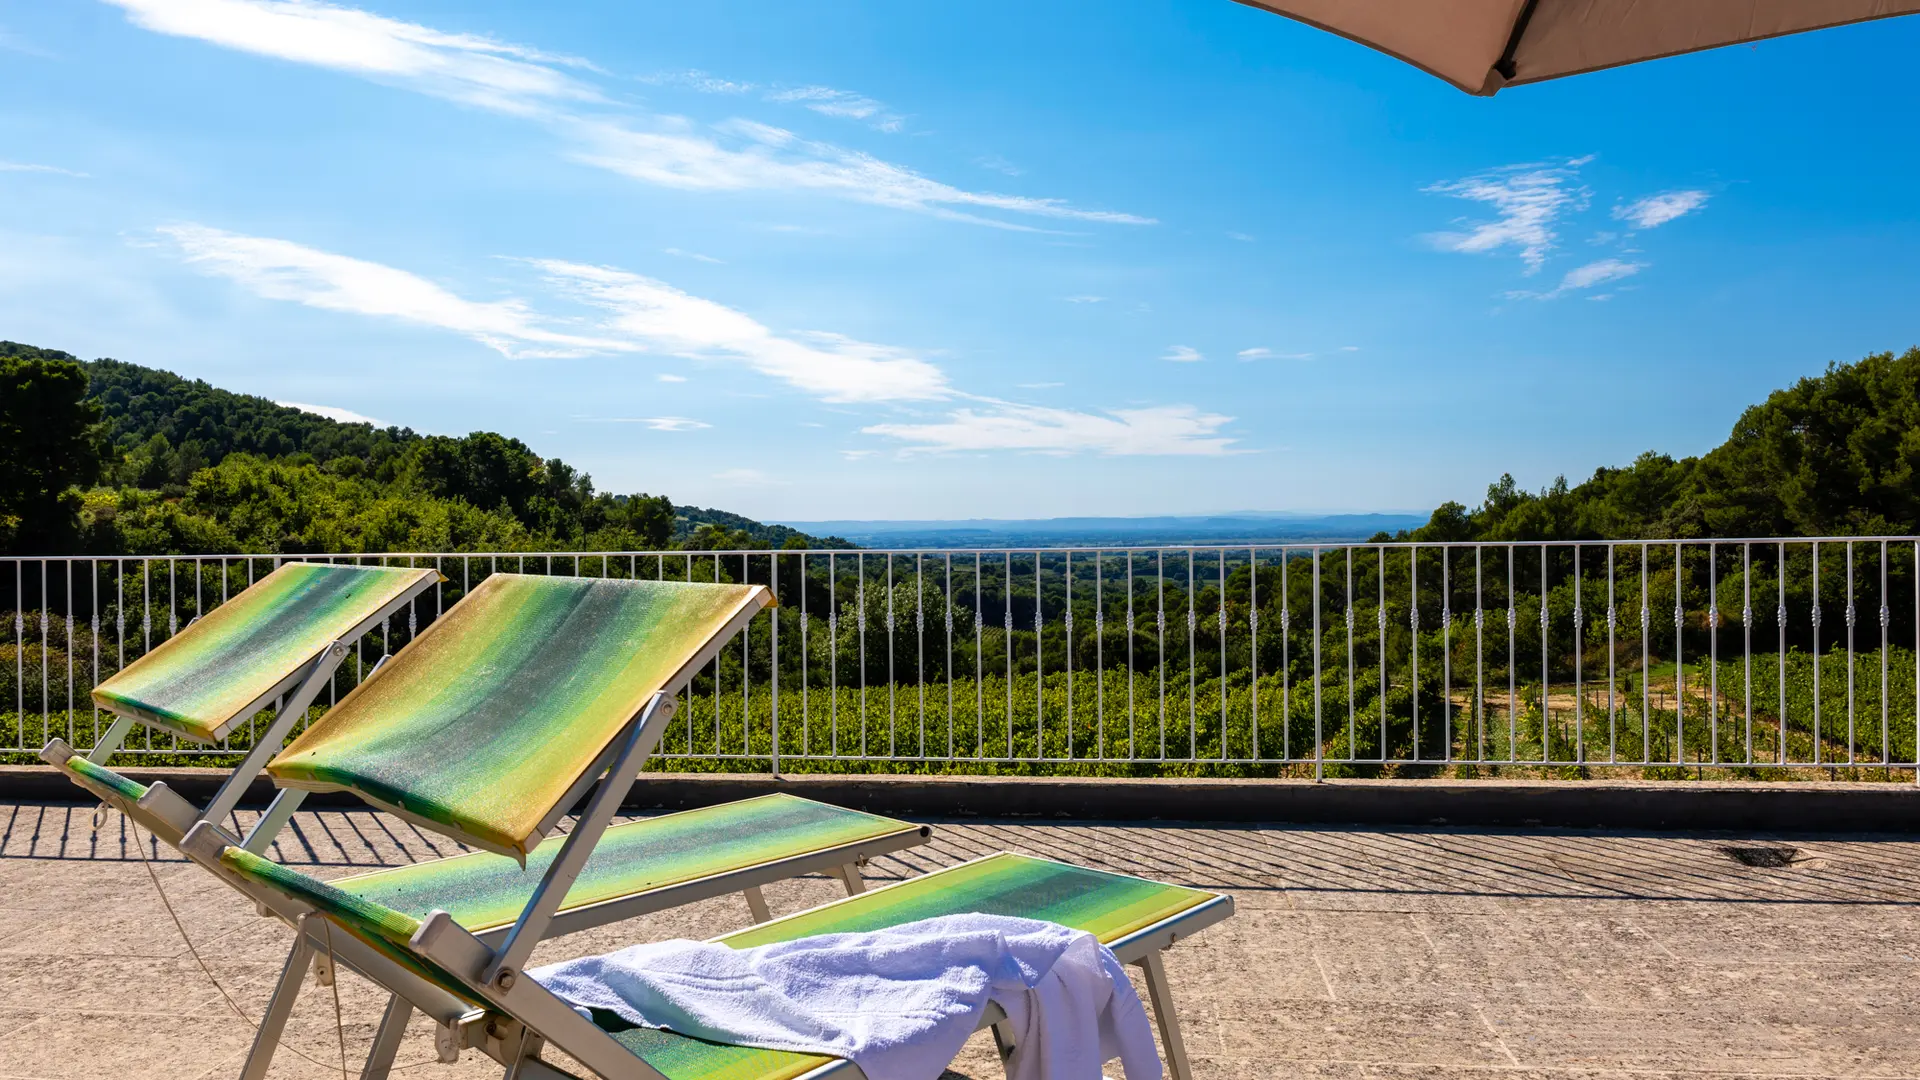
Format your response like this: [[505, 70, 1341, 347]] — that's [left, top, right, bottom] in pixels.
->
[[3, 2, 1917, 522]]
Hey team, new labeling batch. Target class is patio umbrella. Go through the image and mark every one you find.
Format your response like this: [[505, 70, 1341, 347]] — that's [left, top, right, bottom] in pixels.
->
[[1237, 0, 1920, 95]]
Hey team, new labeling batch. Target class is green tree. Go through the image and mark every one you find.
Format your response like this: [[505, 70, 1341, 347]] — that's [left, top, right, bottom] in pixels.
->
[[0, 349, 105, 553]]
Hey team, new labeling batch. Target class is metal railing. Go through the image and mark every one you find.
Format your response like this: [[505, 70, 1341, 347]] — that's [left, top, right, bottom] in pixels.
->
[[6, 539, 1919, 778]]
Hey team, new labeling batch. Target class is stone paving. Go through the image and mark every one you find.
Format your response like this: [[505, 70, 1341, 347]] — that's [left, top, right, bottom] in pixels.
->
[[3, 798, 1919, 1079]]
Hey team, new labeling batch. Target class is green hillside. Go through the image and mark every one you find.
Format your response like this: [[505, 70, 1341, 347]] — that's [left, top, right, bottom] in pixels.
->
[[1390, 346, 1920, 544], [0, 342, 849, 554]]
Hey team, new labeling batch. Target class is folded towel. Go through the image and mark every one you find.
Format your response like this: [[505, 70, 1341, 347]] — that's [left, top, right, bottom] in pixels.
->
[[529, 912, 1161, 1080]]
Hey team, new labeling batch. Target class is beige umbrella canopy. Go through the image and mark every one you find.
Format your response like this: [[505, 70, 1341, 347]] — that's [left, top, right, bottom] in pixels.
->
[[1237, 0, 1920, 95]]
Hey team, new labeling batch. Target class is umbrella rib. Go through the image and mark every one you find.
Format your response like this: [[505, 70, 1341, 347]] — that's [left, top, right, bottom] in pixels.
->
[[1494, 0, 1543, 80]]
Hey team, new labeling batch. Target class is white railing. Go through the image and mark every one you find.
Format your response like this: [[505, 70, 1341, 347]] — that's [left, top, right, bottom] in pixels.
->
[[6, 540, 1919, 778]]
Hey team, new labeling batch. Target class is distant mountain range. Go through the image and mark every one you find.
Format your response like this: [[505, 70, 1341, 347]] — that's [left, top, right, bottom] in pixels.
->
[[771, 512, 1431, 549]]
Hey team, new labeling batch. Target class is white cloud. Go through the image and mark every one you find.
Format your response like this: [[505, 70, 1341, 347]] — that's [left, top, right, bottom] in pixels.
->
[[162, 224, 1229, 457], [108, 0, 1147, 230], [564, 115, 1152, 229], [767, 86, 904, 132], [840, 449, 877, 460], [640, 69, 754, 94], [663, 247, 723, 264], [529, 259, 950, 402], [1238, 347, 1312, 360], [1017, 382, 1063, 389], [0, 161, 87, 177], [1424, 158, 1590, 273], [1226, 231, 1255, 242], [587, 416, 710, 431], [1615, 190, 1709, 229], [1338, 345, 1360, 352], [103, 0, 599, 117], [1064, 295, 1106, 304], [159, 223, 625, 357], [1561, 258, 1644, 290], [865, 402, 1235, 456], [277, 400, 385, 426], [1506, 257, 1646, 300], [977, 155, 1023, 177], [1161, 345, 1203, 363], [159, 224, 949, 400]]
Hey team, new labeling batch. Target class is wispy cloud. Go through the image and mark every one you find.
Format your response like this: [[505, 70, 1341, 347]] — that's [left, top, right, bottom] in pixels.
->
[[563, 116, 1152, 229], [767, 85, 904, 132], [1236, 347, 1313, 361], [160, 224, 1230, 455], [107, 0, 1147, 229], [656, 373, 688, 383], [105, 0, 600, 117], [158, 223, 947, 399], [1161, 345, 1203, 363], [529, 259, 950, 402], [584, 415, 710, 431], [663, 247, 723, 264], [865, 402, 1236, 456], [639, 69, 754, 94], [277, 400, 385, 426], [0, 161, 87, 177], [1338, 345, 1360, 352], [1506, 257, 1645, 300], [1063, 295, 1106, 304], [1424, 157, 1591, 273], [1226, 231, 1255, 242], [0, 25, 53, 56], [976, 155, 1023, 177], [1615, 190, 1710, 229], [159, 223, 625, 357]]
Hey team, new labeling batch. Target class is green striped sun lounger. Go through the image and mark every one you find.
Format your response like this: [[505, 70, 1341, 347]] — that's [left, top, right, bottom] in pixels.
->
[[183, 827, 1231, 1080], [40, 561, 440, 851], [213, 574, 932, 1080]]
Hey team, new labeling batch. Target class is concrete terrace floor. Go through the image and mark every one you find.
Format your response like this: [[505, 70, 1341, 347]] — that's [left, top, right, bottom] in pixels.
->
[[3, 802, 1919, 1080]]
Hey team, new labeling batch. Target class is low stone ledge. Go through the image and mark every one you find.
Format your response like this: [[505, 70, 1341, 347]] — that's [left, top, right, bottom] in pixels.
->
[[6, 763, 1919, 832]]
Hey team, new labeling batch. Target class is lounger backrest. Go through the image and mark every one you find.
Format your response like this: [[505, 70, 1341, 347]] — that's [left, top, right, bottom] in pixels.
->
[[266, 575, 772, 860], [91, 563, 438, 742]]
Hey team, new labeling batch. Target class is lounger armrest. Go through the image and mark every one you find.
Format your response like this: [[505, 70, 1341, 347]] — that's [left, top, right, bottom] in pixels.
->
[[137, 782, 204, 843], [39, 737, 74, 768]]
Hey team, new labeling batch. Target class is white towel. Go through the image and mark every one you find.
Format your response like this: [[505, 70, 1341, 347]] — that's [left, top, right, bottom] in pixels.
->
[[528, 913, 1162, 1080]]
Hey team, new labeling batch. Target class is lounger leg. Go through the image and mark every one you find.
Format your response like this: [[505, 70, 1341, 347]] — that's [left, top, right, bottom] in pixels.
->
[[742, 885, 773, 923], [85, 714, 136, 764], [241, 786, 308, 855], [991, 1018, 1018, 1063], [1138, 949, 1194, 1080], [836, 862, 867, 895], [239, 936, 315, 1080], [359, 996, 412, 1080]]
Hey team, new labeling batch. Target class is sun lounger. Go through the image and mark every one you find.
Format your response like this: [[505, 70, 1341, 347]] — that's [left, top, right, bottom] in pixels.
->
[[41, 561, 440, 851], [184, 829, 1231, 1080], [202, 573, 931, 1079], [169, 569, 1230, 1079]]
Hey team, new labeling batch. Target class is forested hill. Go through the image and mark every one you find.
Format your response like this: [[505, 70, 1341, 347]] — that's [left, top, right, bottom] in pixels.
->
[[0, 342, 848, 554], [1392, 347, 1920, 544]]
